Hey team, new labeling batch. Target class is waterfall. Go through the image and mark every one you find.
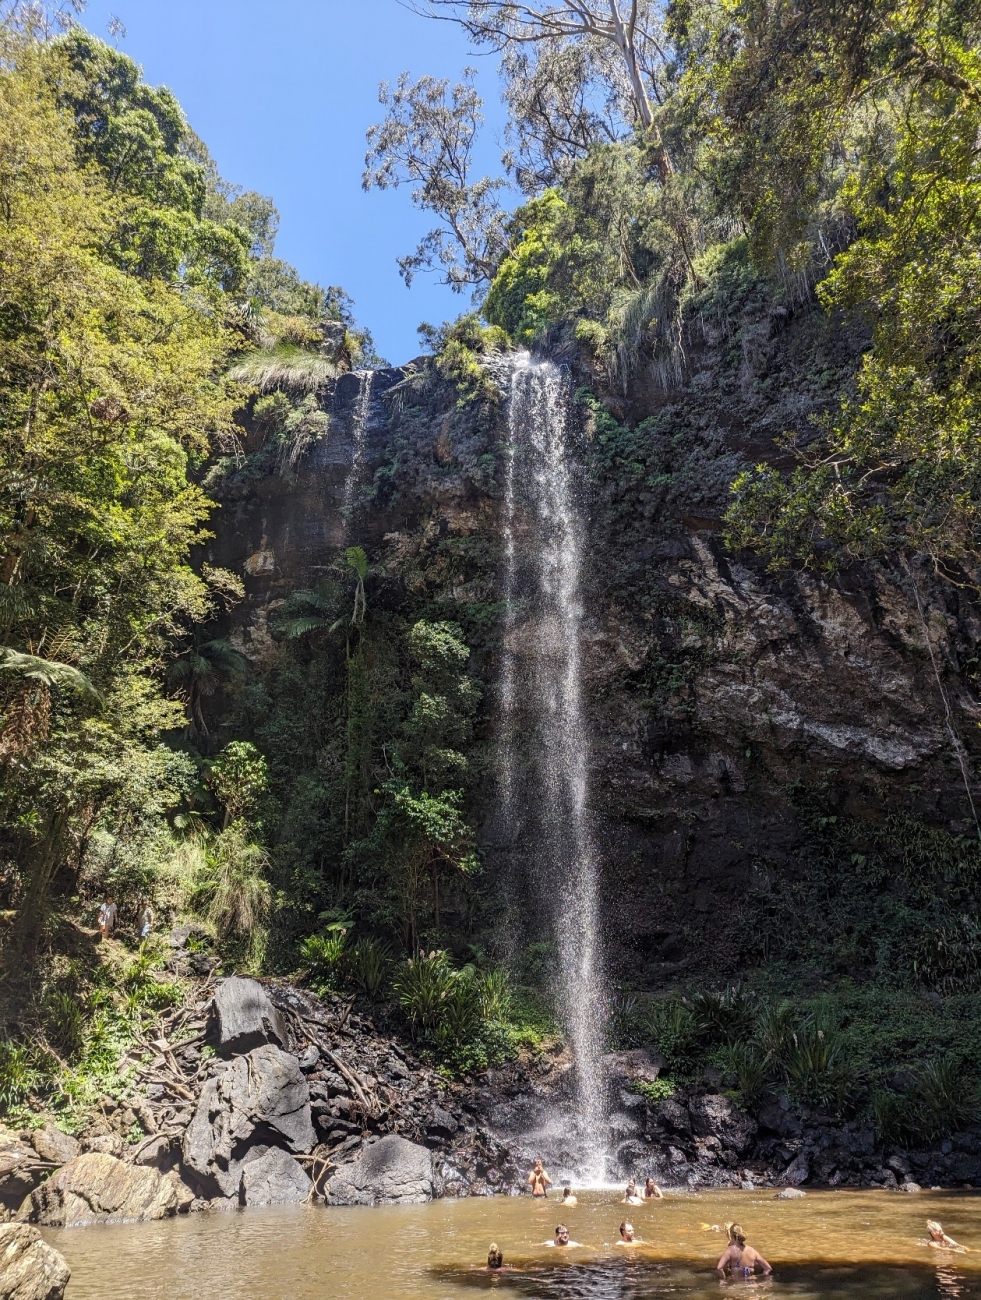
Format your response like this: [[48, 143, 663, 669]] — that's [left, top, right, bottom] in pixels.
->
[[499, 352, 608, 1181], [343, 370, 374, 511]]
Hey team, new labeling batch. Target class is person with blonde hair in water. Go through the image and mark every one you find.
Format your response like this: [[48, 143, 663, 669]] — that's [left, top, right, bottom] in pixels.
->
[[927, 1222, 968, 1253], [716, 1223, 772, 1279], [622, 1178, 644, 1205]]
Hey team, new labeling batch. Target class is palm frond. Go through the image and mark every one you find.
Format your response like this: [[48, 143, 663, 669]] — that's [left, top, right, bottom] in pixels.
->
[[0, 648, 101, 704], [281, 616, 332, 639]]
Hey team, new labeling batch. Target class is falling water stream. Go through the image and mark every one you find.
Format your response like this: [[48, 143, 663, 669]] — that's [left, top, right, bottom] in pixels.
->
[[500, 353, 607, 1180], [343, 369, 374, 512]]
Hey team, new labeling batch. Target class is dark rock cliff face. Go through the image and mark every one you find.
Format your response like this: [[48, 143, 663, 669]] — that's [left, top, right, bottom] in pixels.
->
[[202, 301, 981, 987]]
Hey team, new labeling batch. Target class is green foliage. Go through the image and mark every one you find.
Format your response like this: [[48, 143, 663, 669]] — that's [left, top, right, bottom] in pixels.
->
[[782, 1022, 853, 1109], [421, 314, 507, 406], [347, 939, 392, 1001], [193, 822, 271, 965], [632, 1076, 676, 1103], [690, 986, 758, 1046], [392, 950, 516, 1075], [299, 926, 348, 993], [208, 742, 269, 827], [0, 1040, 38, 1111]]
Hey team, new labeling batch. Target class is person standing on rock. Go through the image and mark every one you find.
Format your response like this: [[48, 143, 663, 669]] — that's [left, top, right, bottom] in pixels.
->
[[528, 1159, 552, 1197], [97, 896, 117, 939], [716, 1224, 772, 1280]]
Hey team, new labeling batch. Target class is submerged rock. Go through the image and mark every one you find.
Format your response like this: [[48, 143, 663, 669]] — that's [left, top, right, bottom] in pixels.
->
[[326, 1135, 436, 1205], [0, 1222, 70, 1299], [774, 1186, 807, 1199], [212, 978, 287, 1054], [18, 1153, 180, 1227]]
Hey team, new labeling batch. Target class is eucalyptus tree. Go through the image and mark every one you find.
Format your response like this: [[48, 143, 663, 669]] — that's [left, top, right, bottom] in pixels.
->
[[411, 0, 673, 175], [363, 70, 509, 291]]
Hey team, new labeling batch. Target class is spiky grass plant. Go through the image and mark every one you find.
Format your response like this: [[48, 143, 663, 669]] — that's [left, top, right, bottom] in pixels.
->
[[228, 345, 338, 396]]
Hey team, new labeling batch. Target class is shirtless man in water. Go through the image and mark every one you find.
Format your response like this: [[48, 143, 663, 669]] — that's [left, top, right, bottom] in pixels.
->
[[615, 1221, 643, 1247], [544, 1225, 583, 1248], [528, 1160, 552, 1197], [716, 1224, 772, 1279]]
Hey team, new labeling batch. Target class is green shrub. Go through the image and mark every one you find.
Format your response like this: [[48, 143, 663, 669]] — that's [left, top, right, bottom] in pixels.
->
[[783, 1022, 856, 1109], [644, 999, 699, 1068], [299, 927, 348, 992], [0, 1040, 38, 1112], [346, 939, 391, 1001], [394, 950, 455, 1038], [632, 1077, 676, 1103], [916, 1057, 980, 1139], [691, 986, 758, 1046], [719, 1042, 769, 1106]]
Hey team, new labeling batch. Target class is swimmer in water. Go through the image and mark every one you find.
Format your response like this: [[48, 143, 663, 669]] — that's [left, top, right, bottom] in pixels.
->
[[644, 1177, 664, 1200], [928, 1222, 968, 1253], [484, 1243, 505, 1271], [615, 1220, 643, 1247], [528, 1159, 552, 1198], [716, 1224, 772, 1280], [622, 1179, 644, 1205], [559, 1185, 578, 1206], [544, 1224, 583, 1248]]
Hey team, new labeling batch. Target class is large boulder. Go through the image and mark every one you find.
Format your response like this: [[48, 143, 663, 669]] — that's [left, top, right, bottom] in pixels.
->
[[27, 1131, 78, 1169], [325, 1135, 436, 1206], [688, 1094, 758, 1154], [0, 1138, 42, 1211], [601, 1049, 667, 1090], [0, 1223, 70, 1300], [240, 1148, 311, 1206], [212, 978, 287, 1054], [182, 1044, 315, 1196], [17, 1153, 179, 1227]]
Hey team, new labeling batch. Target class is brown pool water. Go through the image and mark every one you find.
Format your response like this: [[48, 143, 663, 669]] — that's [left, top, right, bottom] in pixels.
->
[[42, 1188, 981, 1299]]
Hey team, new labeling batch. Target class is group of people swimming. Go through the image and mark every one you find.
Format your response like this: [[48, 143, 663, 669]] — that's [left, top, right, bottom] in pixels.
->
[[479, 1159, 970, 1278]]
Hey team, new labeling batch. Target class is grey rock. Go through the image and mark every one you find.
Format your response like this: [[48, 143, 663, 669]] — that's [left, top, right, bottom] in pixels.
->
[[782, 1153, 811, 1187], [740, 1179, 754, 1190], [326, 1135, 436, 1205], [81, 1134, 123, 1158], [900, 1181, 922, 1194], [689, 1095, 757, 1154], [18, 1154, 178, 1227], [297, 1046, 319, 1070], [0, 1138, 43, 1210], [657, 1099, 692, 1132], [0, 1222, 70, 1300], [602, 1049, 667, 1088], [28, 1129, 79, 1168], [213, 978, 287, 1053], [428, 1108, 459, 1136], [240, 1148, 312, 1206], [182, 1045, 314, 1195], [774, 1186, 807, 1199]]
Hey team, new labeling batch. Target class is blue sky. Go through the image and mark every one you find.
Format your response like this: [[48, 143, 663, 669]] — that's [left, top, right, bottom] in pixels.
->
[[78, 0, 510, 364]]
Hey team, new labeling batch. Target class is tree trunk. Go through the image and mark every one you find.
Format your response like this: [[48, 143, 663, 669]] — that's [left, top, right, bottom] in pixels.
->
[[9, 808, 67, 962]]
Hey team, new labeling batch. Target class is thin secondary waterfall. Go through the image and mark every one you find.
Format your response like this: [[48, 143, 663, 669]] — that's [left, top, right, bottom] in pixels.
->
[[499, 352, 608, 1180], [343, 370, 374, 511]]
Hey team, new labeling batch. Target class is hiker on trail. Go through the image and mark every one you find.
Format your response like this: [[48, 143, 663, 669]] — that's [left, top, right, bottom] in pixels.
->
[[138, 903, 154, 940], [98, 897, 118, 939]]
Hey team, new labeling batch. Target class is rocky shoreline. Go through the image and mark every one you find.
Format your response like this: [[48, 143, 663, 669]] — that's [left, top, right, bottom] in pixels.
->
[[2, 976, 977, 1241]]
